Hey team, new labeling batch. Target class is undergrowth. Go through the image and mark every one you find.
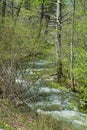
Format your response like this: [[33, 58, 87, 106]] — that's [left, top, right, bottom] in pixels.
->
[[0, 99, 86, 130]]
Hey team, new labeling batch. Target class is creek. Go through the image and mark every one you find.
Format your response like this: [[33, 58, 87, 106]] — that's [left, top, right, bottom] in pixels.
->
[[16, 60, 87, 129]]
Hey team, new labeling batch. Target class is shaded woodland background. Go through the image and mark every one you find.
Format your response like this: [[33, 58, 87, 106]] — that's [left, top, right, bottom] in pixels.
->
[[0, 0, 87, 112]]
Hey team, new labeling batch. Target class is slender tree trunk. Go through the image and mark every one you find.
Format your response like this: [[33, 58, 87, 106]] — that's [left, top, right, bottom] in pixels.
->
[[2, 0, 6, 17], [11, 0, 14, 18], [40, 0, 44, 24], [14, 2, 22, 24], [44, 13, 50, 42], [70, 0, 76, 91], [1, 0, 7, 98], [56, 0, 62, 81], [2, 0, 6, 24], [38, 0, 45, 38]]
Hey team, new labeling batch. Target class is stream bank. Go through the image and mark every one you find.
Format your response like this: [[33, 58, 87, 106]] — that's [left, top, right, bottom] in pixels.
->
[[16, 60, 87, 130]]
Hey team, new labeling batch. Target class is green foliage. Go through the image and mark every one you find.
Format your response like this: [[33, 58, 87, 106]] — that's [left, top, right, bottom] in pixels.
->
[[0, 0, 87, 112], [0, 122, 4, 128], [0, 0, 54, 99]]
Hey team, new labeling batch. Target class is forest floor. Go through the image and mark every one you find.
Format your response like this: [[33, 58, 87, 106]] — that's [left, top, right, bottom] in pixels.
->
[[0, 97, 85, 130], [0, 99, 37, 130]]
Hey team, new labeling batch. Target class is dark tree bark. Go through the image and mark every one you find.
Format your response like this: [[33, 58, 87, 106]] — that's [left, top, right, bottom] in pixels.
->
[[56, 0, 63, 81], [2, 0, 6, 17], [14, 2, 22, 24], [70, 0, 76, 91], [11, 0, 14, 18], [38, 0, 45, 38]]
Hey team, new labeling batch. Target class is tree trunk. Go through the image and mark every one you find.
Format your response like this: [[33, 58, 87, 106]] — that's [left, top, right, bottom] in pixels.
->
[[38, 0, 45, 38], [11, 0, 14, 18], [1, 0, 6, 98], [56, 0, 63, 81], [2, 0, 6, 17], [14, 2, 22, 24], [70, 0, 76, 91]]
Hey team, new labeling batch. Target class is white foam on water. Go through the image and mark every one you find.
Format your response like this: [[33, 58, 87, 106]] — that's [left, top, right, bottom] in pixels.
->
[[28, 100, 62, 109], [15, 79, 26, 83], [39, 87, 61, 93], [37, 109, 87, 127]]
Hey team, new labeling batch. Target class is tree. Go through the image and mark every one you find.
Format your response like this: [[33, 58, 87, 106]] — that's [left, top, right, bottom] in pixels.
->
[[2, 0, 6, 17], [70, 0, 76, 91], [56, 0, 63, 81]]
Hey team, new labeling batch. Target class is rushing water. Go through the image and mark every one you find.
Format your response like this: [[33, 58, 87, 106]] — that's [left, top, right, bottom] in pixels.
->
[[16, 60, 87, 129], [28, 80, 87, 129]]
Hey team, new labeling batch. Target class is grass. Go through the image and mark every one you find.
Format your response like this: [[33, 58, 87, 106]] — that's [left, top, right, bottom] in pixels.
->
[[0, 98, 86, 130], [0, 99, 33, 130]]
